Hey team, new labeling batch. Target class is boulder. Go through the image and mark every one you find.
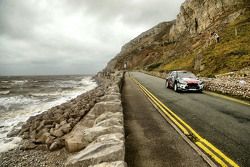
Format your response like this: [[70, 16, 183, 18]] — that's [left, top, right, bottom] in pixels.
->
[[106, 85, 120, 94], [45, 135, 56, 145], [83, 126, 124, 143], [49, 138, 64, 151], [90, 101, 122, 118], [94, 133, 124, 143], [60, 123, 72, 134], [35, 132, 50, 144], [65, 134, 89, 153], [50, 129, 64, 137], [95, 112, 123, 125], [66, 133, 125, 167], [95, 118, 122, 128], [100, 95, 121, 102], [89, 161, 127, 167], [7, 129, 21, 138], [20, 140, 37, 150]]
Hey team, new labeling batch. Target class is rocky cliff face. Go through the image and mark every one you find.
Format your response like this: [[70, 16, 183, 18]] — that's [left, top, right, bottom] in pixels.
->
[[105, 21, 175, 72], [105, 0, 250, 76], [169, 0, 246, 39]]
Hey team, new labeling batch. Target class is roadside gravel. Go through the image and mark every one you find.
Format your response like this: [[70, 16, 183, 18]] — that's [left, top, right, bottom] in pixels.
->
[[0, 148, 68, 167]]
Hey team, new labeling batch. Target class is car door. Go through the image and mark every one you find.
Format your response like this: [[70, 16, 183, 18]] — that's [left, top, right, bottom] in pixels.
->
[[169, 71, 175, 87]]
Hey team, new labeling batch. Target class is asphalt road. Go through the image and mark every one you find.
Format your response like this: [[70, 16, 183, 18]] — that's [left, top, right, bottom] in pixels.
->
[[122, 74, 209, 167], [131, 72, 250, 167]]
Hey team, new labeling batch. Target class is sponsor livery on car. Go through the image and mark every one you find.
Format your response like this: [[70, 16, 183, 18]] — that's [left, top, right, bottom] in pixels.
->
[[165, 71, 203, 92]]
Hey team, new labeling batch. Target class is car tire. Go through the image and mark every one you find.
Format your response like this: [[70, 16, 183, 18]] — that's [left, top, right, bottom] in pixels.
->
[[174, 83, 179, 92], [165, 81, 169, 88]]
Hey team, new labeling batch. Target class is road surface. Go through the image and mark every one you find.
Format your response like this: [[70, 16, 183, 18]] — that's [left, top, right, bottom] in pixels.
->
[[122, 74, 209, 167], [130, 72, 250, 167]]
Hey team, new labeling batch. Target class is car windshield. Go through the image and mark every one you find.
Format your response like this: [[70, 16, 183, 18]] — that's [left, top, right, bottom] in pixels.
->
[[177, 72, 196, 78]]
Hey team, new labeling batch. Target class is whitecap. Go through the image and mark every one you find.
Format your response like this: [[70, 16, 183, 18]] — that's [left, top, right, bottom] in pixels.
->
[[0, 137, 22, 153], [0, 76, 97, 152], [0, 90, 10, 95], [12, 80, 29, 85]]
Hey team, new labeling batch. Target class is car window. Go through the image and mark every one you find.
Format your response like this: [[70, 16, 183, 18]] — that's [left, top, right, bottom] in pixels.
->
[[177, 72, 196, 78], [172, 72, 176, 77]]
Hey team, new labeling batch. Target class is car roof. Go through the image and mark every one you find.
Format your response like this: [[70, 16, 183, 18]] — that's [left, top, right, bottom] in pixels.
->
[[170, 70, 191, 73]]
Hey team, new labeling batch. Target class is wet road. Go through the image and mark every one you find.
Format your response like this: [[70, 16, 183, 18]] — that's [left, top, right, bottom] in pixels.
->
[[131, 72, 250, 167]]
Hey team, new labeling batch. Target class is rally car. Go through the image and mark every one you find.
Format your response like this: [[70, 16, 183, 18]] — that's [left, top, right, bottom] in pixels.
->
[[165, 71, 204, 92]]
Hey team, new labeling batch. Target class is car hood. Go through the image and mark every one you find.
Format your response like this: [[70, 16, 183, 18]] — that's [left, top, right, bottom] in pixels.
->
[[180, 78, 199, 83]]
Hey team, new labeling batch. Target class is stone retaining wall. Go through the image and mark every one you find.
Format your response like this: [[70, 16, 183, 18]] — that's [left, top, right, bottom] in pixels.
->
[[9, 71, 126, 167], [65, 71, 126, 166]]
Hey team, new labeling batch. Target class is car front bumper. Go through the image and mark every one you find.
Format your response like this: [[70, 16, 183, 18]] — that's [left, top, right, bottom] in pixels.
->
[[177, 83, 203, 91]]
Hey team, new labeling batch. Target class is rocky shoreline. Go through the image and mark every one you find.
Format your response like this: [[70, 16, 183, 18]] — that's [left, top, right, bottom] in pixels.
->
[[0, 71, 127, 167]]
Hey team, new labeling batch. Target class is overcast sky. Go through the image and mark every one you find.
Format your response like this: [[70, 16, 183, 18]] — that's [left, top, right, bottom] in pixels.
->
[[0, 0, 184, 75]]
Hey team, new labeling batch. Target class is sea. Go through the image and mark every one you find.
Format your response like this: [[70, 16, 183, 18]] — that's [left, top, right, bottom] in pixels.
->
[[0, 75, 97, 153]]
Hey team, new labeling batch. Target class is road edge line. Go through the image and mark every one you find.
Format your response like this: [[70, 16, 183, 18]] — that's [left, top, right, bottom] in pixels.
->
[[148, 97, 218, 167], [204, 91, 250, 106]]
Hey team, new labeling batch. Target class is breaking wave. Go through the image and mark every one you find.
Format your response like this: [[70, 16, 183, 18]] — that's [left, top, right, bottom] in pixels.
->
[[0, 75, 97, 153]]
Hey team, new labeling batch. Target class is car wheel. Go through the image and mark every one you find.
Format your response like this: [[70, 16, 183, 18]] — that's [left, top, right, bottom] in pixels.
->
[[174, 83, 179, 92], [165, 81, 169, 88]]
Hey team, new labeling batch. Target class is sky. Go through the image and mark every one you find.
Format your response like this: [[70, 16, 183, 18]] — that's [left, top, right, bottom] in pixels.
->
[[0, 0, 184, 75]]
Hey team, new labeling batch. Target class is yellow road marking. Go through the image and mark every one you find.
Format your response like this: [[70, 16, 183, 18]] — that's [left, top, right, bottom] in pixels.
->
[[204, 91, 250, 106], [196, 142, 228, 167], [136, 82, 190, 135], [131, 76, 240, 167]]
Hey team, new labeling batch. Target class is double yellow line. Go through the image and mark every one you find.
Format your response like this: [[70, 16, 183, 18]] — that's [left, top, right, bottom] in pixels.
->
[[131, 77, 239, 167]]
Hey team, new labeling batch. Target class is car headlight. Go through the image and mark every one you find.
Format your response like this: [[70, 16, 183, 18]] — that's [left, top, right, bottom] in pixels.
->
[[198, 81, 204, 85]]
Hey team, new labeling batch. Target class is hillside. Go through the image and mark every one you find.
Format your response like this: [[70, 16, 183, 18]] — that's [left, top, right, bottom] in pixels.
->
[[105, 0, 250, 77]]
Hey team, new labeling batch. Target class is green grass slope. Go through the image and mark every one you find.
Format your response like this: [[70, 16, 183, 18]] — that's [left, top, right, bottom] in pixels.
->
[[161, 12, 250, 77]]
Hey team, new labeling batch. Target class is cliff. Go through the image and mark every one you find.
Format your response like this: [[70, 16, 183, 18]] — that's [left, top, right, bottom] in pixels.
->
[[105, 0, 250, 77]]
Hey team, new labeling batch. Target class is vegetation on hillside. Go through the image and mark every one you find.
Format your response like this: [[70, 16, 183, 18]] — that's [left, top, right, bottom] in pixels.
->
[[160, 11, 250, 77]]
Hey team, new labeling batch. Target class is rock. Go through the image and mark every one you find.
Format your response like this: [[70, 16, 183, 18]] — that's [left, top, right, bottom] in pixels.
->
[[7, 129, 21, 137], [106, 85, 120, 94], [60, 120, 67, 126], [37, 120, 45, 131], [36, 144, 48, 151], [44, 120, 54, 125], [60, 123, 72, 134], [19, 127, 29, 135], [95, 118, 122, 128], [49, 138, 64, 151], [50, 129, 64, 137], [66, 133, 125, 167], [20, 140, 37, 150], [90, 101, 123, 118], [30, 130, 37, 140], [35, 132, 51, 144], [94, 133, 124, 143], [89, 161, 127, 167], [169, 0, 246, 38], [45, 135, 55, 145], [22, 132, 30, 139], [100, 95, 121, 102], [65, 134, 89, 153], [95, 112, 123, 125], [83, 126, 124, 143]]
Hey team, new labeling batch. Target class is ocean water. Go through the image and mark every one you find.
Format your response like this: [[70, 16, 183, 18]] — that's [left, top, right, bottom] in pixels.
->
[[0, 75, 97, 153]]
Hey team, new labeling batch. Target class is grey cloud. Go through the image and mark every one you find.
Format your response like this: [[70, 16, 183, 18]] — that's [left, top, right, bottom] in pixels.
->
[[67, 0, 183, 26], [0, 0, 184, 75]]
